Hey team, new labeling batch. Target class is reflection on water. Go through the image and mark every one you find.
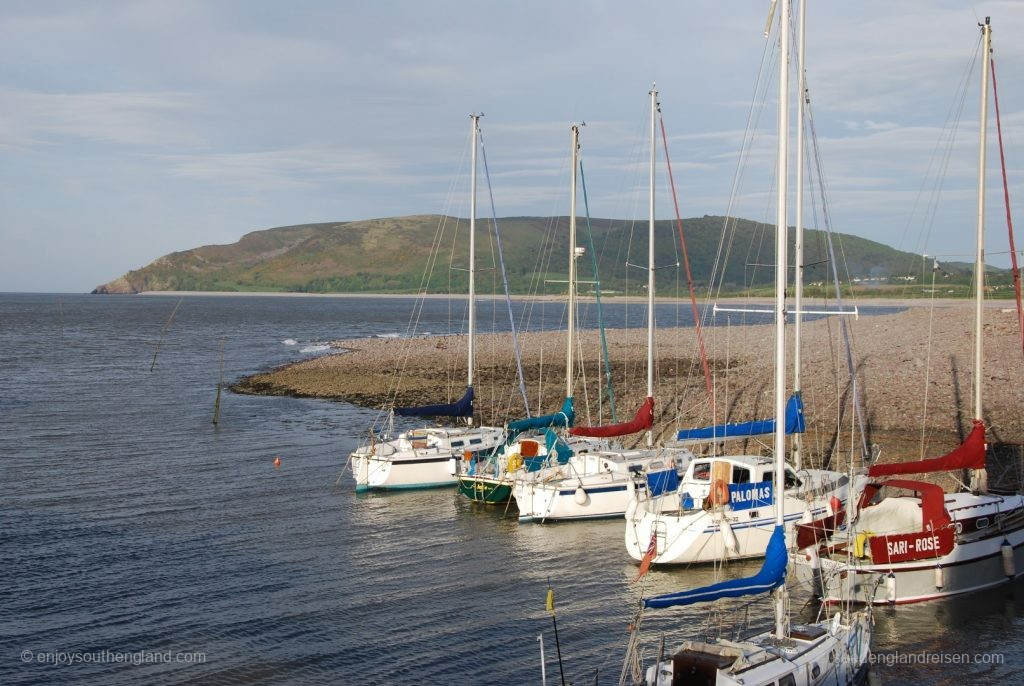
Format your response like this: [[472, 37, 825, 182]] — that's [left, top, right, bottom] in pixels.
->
[[0, 294, 1016, 686]]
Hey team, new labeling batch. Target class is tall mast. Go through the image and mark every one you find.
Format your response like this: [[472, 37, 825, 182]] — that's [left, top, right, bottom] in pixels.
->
[[773, 0, 791, 639], [567, 125, 580, 400], [647, 86, 657, 447], [973, 19, 991, 492], [792, 0, 806, 469], [468, 113, 480, 425]]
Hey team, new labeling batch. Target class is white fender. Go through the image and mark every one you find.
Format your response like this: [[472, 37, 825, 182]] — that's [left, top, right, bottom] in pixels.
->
[[717, 513, 739, 555], [1001, 540, 1016, 577], [574, 487, 588, 506], [885, 573, 897, 604]]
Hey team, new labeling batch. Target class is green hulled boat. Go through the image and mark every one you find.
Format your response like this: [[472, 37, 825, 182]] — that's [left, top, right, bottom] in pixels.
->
[[457, 474, 514, 504]]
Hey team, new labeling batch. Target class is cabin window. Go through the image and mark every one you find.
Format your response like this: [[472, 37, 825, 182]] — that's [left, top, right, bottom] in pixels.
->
[[976, 517, 990, 530], [955, 522, 963, 534], [732, 466, 751, 484], [780, 674, 796, 686], [450, 441, 464, 448], [692, 462, 711, 482], [784, 468, 802, 489], [469, 438, 483, 445], [812, 664, 821, 679]]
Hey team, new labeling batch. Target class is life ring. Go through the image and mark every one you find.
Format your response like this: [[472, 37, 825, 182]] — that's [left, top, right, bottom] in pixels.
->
[[711, 478, 730, 507]]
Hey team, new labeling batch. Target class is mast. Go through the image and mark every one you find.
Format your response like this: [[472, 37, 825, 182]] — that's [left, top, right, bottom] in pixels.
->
[[468, 113, 480, 426], [792, 0, 806, 470], [647, 86, 657, 447], [773, 0, 791, 639], [972, 19, 991, 492], [567, 125, 580, 400]]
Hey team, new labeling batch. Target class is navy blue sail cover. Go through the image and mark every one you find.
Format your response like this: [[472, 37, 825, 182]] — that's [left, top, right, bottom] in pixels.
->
[[643, 525, 787, 609], [676, 393, 805, 441], [395, 386, 474, 418]]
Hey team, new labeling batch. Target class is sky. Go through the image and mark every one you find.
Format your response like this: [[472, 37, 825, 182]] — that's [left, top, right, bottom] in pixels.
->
[[1, 0, 1022, 293]]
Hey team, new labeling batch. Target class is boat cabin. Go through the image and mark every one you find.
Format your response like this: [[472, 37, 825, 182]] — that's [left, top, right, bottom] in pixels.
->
[[677, 455, 801, 511]]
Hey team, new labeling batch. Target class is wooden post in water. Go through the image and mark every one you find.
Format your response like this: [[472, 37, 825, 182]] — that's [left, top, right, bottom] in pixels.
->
[[212, 338, 225, 425]]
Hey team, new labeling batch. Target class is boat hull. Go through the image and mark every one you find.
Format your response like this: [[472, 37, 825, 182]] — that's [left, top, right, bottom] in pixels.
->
[[350, 426, 504, 491], [625, 470, 856, 565], [797, 497, 1024, 604], [458, 475, 513, 504], [352, 453, 460, 491], [510, 449, 677, 523], [513, 478, 631, 522]]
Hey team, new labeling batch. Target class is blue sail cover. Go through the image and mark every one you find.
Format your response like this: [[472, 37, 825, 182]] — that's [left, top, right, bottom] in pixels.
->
[[507, 397, 574, 433], [643, 525, 787, 609], [676, 393, 805, 441], [395, 386, 474, 418]]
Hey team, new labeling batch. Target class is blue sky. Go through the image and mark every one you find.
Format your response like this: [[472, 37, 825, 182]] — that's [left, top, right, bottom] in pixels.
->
[[1, 0, 1022, 292]]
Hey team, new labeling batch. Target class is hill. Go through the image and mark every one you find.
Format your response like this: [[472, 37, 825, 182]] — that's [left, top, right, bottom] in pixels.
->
[[92, 214, 1007, 296]]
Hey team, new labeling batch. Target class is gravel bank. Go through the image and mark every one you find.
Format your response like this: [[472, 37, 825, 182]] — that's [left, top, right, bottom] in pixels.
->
[[234, 304, 1023, 474]]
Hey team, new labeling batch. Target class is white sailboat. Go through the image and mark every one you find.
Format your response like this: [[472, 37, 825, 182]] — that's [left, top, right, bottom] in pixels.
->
[[623, 69, 856, 565], [511, 93, 692, 523], [631, 5, 872, 683], [794, 17, 1024, 604], [458, 123, 608, 505], [350, 114, 504, 491]]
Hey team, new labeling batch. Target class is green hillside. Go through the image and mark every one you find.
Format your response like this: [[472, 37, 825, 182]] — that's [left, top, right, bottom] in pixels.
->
[[92, 214, 1010, 297]]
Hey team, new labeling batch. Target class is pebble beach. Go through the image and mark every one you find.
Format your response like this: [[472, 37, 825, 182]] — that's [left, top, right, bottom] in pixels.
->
[[234, 300, 1023, 480]]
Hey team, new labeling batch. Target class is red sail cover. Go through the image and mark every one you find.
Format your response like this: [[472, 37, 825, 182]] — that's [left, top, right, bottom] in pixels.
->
[[570, 397, 654, 438], [867, 419, 986, 477], [865, 479, 955, 564]]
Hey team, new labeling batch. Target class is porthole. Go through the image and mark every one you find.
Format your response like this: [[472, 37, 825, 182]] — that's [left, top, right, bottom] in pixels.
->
[[976, 517, 990, 529]]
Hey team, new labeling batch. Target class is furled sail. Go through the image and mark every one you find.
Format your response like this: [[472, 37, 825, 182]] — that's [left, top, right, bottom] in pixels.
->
[[545, 428, 573, 465], [569, 396, 654, 438], [868, 419, 986, 477], [507, 397, 574, 433], [394, 386, 474, 418], [643, 525, 787, 609], [675, 393, 805, 441]]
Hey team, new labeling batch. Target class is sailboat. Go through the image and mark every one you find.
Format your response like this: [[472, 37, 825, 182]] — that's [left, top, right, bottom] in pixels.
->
[[629, 4, 873, 683], [794, 17, 1024, 605], [350, 114, 505, 491], [457, 123, 593, 505], [510, 90, 693, 523], [623, 75, 856, 565]]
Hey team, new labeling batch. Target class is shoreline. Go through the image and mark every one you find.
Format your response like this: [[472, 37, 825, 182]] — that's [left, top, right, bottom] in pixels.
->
[[135, 290, 1004, 309], [233, 307, 1024, 472]]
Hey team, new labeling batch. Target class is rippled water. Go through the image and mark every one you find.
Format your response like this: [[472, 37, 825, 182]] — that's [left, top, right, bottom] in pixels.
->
[[1, 293, 1020, 685]]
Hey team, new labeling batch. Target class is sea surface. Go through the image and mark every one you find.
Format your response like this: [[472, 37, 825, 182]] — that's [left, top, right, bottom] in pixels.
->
[[2, 293, 1021, 685]]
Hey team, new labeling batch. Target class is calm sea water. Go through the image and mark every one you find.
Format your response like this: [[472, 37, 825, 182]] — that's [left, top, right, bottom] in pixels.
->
[[1, 293, 1021, 685]]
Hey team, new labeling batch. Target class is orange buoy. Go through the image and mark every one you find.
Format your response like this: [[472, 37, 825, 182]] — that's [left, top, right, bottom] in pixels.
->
[[273, 456, 281, 468]]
